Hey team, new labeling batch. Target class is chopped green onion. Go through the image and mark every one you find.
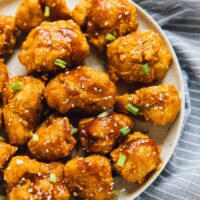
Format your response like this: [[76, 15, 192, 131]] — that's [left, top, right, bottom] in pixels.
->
[[44, 6, 50, 17], [125, 103, 139, 116], [0, 136, 5, 142], [54, 59, 67, 69], [100, 57, 107, 66], [43, 107, 51, 117], [112, 190, 119, 199], [117, 155, 127, 167], [32, 134, 39, 142], [10, 82, 22, 91], [105, 33, 116, 41], [141, 63, 149, 74], [119, 126, 130, 136], [49, 173, 57, 183], [97, 111, 109, 118], [71, 127, 78, 135]]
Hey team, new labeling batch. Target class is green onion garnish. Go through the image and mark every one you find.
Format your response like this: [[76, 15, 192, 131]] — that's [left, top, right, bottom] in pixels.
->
[[0, 136, 5, 142], [32, 134, 39, 142], [105, 33, 116, 41], [54, 59, 67, 69], [71, 127, 78, 135], [117, 155, 127, 167], [97, 111, 109, 118], [49, 173, 57, 183], [125, 103, 139, 116], [100, 57, 107, 66], [44, 6, 50, 17], [142, 63, 149, 74], [119, 126, 130, 136], [43, 107, 51, 117], [10, 82, 22, 91]]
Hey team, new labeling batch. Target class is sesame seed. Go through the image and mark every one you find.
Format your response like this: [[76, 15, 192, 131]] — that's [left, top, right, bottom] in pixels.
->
[[154, 106, 158, 110], [16, 159, 24, 165], [45, 149, 49, 153]]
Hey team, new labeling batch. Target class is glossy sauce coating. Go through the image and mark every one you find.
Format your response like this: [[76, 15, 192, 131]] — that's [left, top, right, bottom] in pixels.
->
[[72, 0, 138, 51], [0, 60, 8, 95], [0, 60, 8, 128], [116, 84, 181, 126], [110, 132, 161, 184], [44, 66, 117, 114], [28, 115, 76, 160], [3, 76, 45, 146], [64, 155, 114, 200], [4, 156, 70, 200], [0, 15, 16, 56], [19, 20, 89, 74], [15, 0, 71, 32], [0, 142, 17, 170], [79, 113, 134, 154], [107, 30, 172, 83]]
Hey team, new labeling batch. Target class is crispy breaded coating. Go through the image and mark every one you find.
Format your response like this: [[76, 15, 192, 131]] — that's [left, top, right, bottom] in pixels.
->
[[107, 30, 172, 83], [0, 142, 17, 170], [4, 156, 70, 200], [0, 109, 2, 128], [3, 77, 45, 146], [0, 16, 16, 56], [79, 113, 134, 154], [0, 60, 8, 95], [44, 66, 117, 114], [0, 60, 8, 127], [110, 132, 161, 184], [64, 155, 114, 200], [19, 20, 89, 75], [72, 0, 138, 51], [0, 60, 7, 127], [28, 115, 76, 160], [15, 0, 71, 32], [115, 84, 181, 126]]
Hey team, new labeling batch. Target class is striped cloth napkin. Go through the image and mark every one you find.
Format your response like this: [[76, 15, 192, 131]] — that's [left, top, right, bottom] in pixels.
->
[[134, 0, 200, 200]]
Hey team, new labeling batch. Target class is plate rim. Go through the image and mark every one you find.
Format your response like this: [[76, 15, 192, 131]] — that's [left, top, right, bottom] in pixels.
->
[[126, 1, 185, 199]]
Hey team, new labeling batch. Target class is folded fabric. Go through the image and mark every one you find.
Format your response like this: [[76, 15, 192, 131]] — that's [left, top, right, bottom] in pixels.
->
[[134, 0, 200, 200]]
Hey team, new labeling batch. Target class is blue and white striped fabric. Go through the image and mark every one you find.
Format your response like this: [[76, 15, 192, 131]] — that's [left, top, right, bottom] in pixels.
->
[[134, 1, 200, 200]]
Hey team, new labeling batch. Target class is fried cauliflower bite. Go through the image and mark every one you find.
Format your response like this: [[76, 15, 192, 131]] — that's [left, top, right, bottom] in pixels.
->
[[0, 60, 8, 95], [0, 16, 17, 56], [107, 30, 172, 83], [72, 0, 138, 51], [28, 115, 76, 161], [64, 155, 114, 200], [3, 77, 45, 146], [44, 66, 117, 114], [0, 109, 2, 128], [0, 60, 8, 127], [4, 156, 70, 200], [0, 142, 17, 171], [15, 0, 71, 32], [19, 20, 89, 75], [116, 84, 181, 126], [110, 132, 161, 184], [79, 113, 134, 154], [0, 60, 8, 126]]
